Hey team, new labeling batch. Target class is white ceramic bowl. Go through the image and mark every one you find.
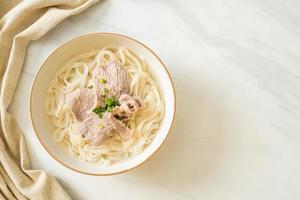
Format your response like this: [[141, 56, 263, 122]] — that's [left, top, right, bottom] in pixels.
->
[[30, 33, 176, 175]]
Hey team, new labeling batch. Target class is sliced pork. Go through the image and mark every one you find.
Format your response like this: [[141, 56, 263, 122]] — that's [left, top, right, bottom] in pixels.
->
[[65, 88, 95, 122], [76, 112, 131, 144], [76, 113, 113, 145], [93, 60, 130, 99]]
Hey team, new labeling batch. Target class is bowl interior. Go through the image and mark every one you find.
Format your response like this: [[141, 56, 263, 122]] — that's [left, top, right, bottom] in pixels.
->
[[30, 33, 175, 175]]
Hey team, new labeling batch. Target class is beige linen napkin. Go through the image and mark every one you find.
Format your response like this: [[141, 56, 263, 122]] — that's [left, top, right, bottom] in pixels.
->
[[0, 0, 100, 199]]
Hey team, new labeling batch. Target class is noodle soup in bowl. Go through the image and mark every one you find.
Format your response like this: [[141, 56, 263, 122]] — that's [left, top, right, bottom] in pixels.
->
[[30, 33, 175, 175]]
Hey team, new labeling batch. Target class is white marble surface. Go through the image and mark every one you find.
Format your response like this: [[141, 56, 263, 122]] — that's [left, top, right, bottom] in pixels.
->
[[9, 0, 300, 199]]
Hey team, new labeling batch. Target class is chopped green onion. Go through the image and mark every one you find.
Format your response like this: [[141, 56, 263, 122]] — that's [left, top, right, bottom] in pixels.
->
[[104, 88, 109, 94], [88, 85, 93, 89], [92, 97, 120, 117], [99, 124, 105, 129], [104, 97, 118, 107], [92, 107, 106, 118], [107, 106, 113, 112], [105, 97, 119, 112], [100, 88, 109, 97], [99, 78, 106, 84]]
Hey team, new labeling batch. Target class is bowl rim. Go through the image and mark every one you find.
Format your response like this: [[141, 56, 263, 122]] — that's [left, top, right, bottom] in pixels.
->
[[29, 32, 176, 176]]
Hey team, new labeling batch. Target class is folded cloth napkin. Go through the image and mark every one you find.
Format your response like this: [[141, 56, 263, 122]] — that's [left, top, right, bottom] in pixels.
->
[[0, 0, 100, 199]]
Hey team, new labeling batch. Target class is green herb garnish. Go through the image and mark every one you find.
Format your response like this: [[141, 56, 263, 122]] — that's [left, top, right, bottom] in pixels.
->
[[105, 97, 119, 112], [105, 97, 119, 107], [100, 92, 106, 97], [92, 107, 106, 118], [99, 124, 105, 129], [100, 88, 109, 97], [88, 85, 93, 89], [92, 97, 119, 117], [99, 78, 106, 84], [104, 88, 109, 94], [107, 106, 113, 112]]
